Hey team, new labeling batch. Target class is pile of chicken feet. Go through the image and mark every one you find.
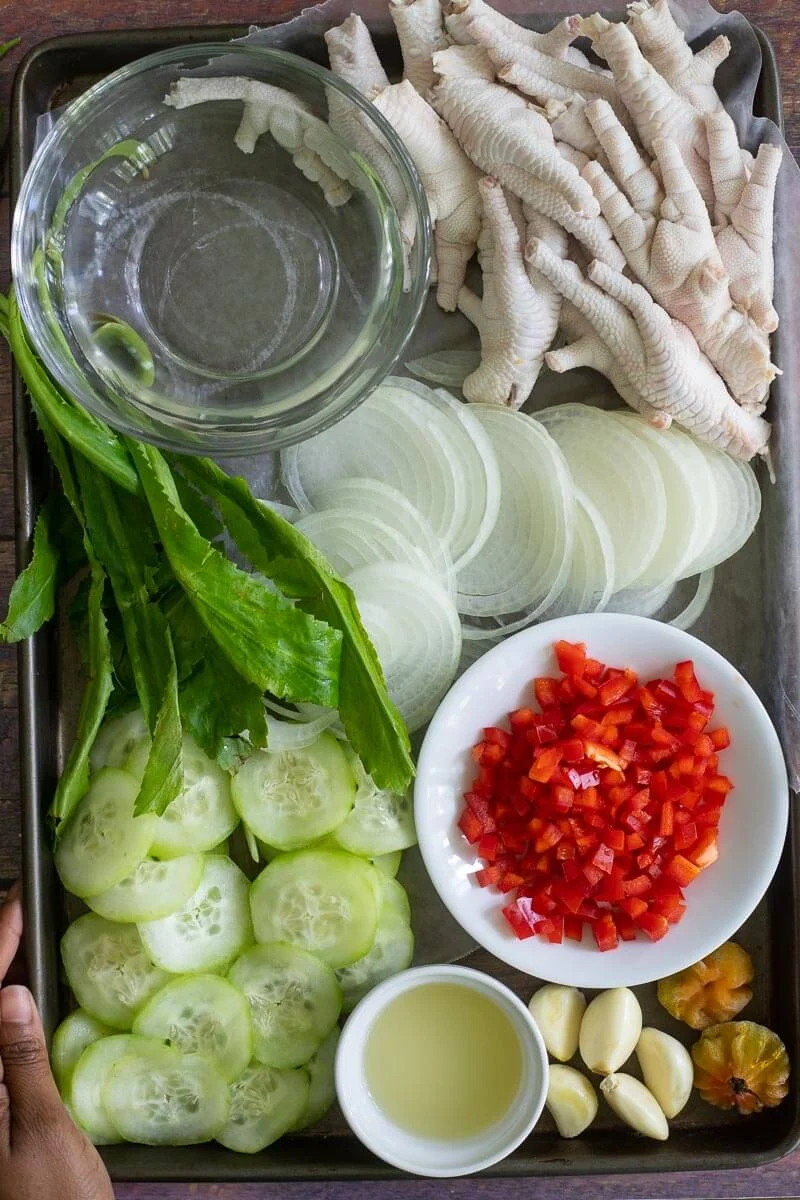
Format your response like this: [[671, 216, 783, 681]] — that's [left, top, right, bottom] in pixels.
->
[[323, 0, 781, 463]]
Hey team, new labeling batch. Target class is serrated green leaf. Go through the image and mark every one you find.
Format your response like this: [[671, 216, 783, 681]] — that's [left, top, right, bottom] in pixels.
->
[[1, 495, 59, 642], [134, 622, 183, 817]]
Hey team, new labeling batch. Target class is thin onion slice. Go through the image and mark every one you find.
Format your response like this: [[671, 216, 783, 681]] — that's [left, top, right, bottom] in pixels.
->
[[610, 413, 717, 588], [346, 562, 461, 733], [541, 488, 615, 617], [606, 580, 676, 618], [313, 478, 454, 589], [669, 569, 715, 630], [294, 508, 438, 579], [265, 711, 339, 751], [537, 403, 667, 590], [681, 446, 761, 577], [406, 350, 481, 387], [455, 406, 575, 618]]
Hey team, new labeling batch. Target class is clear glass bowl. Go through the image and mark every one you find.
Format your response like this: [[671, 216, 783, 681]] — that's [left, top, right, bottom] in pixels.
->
[[12, 43, 431, 454]]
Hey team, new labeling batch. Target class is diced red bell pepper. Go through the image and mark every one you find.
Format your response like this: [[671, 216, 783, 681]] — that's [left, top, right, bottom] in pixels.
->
[[591, 843, 615, 874], [625, 833, 645, 852], [535, 823, 563, 853], [555, 641, 587, 677], [458, 809, 484, 843], [564, 915, 584, 941], [673, 821, 698, 852], [498, 871, 526, 894], [584, 741, 625, 771], [616, 913, 638, 941], [478, 833, 502, 861], [622, 874, 652, 897], [689, 829, 719, 869], [706, 774, 733, 796], [529, 746, 563, 783], [502, 897, 540, 939], [620, 896, 648, 919], [556, 840, 576, 861], [605, 828, 626, 853], [561, 858, 581, 882], [509, 707, 535, 730], [475, 864, 503, 888], [560, 737, 585, 763], [665, 854, 702, 886], [571, 713, 604, 739], [555, 879, 591, 913], [709, 726, 731, 750], [483, 726, 511, 750], [592, 913, 619, 952], [658, 800, 674, 838], [582, 862, 605, 888], [602, 702, 636, 726], [599, 675, 634, 707], [534, 677, 560, 709], [675, 660, 702, 703], [636, 911, 669, 941]]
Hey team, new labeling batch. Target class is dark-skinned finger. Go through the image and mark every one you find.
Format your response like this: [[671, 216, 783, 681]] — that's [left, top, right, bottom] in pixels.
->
[[0, 887, 22, 981], [0, 986, 63, 1145]]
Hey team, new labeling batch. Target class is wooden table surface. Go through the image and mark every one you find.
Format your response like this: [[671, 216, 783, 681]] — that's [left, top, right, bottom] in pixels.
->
[[1, 1, 799, 1196]]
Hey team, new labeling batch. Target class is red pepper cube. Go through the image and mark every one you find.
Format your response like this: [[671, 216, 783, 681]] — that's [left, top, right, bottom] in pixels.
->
[[638, 686, 665, 721], [458, 809, 483, 844], [622, 874, 652, 897], [665, 854, 702, 887], [653, 678, 680, 704], [674, 660, 703, 703], [475, 864, 503, 888], [709, 726, 731, 751], [673, 821, 698, 852], [511, 795, 531, 818], [471, 743, 484, 764], [535, 823, 563, 853], [691, 734, 715, 759], [649, 747, 674, 765], [564, 915, 584, 941], [477, 833, 501, 862], [620, 896, 649, 920], [666, 903, 687, 926], [583, 657, 605, 681], [596, 864, 626, 903], [605, 828, 626, 853], [651, 724, 681, 750], [582, 861, 605, 888], [578, 899, 599, 920], [561, 858, 581, 882], [687, 709, 710, 733], [598, 674, 634, 708], [658, 800, 674, 838], [617, 739, 637, 768], [592, 914, 619, 952], [601, 702, 636, 727], [556, 840, 576, 861], [483, 726, 511, 750], [534, 677, 560, 709], [559, 677, 576, 704], [502, 832, 529, 855], [591, 843, 615, 874], [555, 640, 587, 678], [603, 768, 627, 787], [601, 726, 622, 749], [555, 879, 590, 914], [571, 713, 604, 739], [551, 785, 574, 814], [544, 914, 564, 944], [584, 813, 605, 830], [498, 871, 526, 894], [616, 913, 638, 941], [502, 898, 539, 939], [529, 746, 563, 784], [706, 774, 733, 796], [510, 707, 536, 730], [529, 723, 559, 747], [636, 911, 669, 942], [584, 740, 625, 772], [625, 832, 645, 852], [689, 830, 719, 868], [561, 738, 585, 763], [637, 850, 654, 870], [573, 675, 599, 701]]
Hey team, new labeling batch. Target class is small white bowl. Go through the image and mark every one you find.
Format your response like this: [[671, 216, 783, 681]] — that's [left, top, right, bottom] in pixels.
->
[[335, 964, 548, 1177], [414, 613, 789, 989]]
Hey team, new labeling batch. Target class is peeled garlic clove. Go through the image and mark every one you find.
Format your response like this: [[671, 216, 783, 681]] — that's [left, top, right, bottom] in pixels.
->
[[528, 984, 586, 1062], [600, 1072, 670, 1140], [635, 1027, 693, 1119], [546, 1064, 598, 1138], [579, 987, 642, 1074]]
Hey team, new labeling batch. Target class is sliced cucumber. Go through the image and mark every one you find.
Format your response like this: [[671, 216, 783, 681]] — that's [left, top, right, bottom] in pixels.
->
[[372, 850, 402, 878], [228, 942, 341, 1068], [292, 1026, 340, 1130], [138, 855, 252, 975], [70, 1033, 163, 1143], [232, 733, 356, 851], [103, 1044, 229, 1144], [336, 908, 414, 1013], [54, 768, 157, 898], [52, 1009, 112, 1092], [331, 752, 415, 857], [87, 854, 205, 923], [379, 875, 411, 925], [133, 974, 252, 1082], [250, 848, 379, 968], [216, 1063, 309, 1154], [150, 735, 238, 859], [61, 914, 170, 1029], [90, 709, 149, 774]]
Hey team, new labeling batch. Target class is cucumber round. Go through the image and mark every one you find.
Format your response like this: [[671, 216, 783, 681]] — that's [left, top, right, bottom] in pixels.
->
[[250, 848, 379, 968], [70, 1033, 163, 1143], [90, 709, 149, 775], [332, 753, 415, 857], [150, 735, 238, 859], [336, 907, 414, 1013], [87, 854, 205, 923], [217, 1063, 309, 1154], [292, 1025, 340, 1130], [138, 855, 252, 975], [232, 733, 356, 851], [55, 768, 157, 898], [228, 942, 341, 1069], [61, 914, 169, 1029], [103, 1044, 229, 1144], [379, 875, 411, 925], [372, 850, 402, 878], [133, 974, 252, 1082], [52, 1009, 112, 1093]]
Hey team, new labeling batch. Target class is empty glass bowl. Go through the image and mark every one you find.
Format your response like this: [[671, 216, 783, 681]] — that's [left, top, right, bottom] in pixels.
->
[[12, 43, 431, 454]]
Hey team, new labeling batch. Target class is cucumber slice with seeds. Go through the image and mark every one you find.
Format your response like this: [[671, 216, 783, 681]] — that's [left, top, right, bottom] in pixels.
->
[[103, 1044, 229, 1144], [250, 848, 379, 968], [379, 875, 411, 924], [87, 854, 205, 923], [232, 733, 356, 851], [52, 1009, 112, 1093], [133, 974, 252, 1082], [138, 855, 252, 975], [217, 1063, 309, 1154], [332, 752, 415, 857], [150, 736, 238, 859], [228, 942, 341, 1069], [90, 710, 149, 774], [336, 908, 414, 1013], [292, 1026, 340, 1130], [70, 1033, 163, 1143], [55, 768, 157, 898], [372, 850, 402, 877], [61, 914, 169, 1029]]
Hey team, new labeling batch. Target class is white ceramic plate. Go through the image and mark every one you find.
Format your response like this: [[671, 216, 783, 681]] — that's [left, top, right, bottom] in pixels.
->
[[414, 613, 789, 988]]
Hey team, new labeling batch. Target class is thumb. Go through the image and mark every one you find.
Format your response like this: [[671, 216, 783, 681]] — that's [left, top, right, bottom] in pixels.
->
[[0, 985, 62, 1148]]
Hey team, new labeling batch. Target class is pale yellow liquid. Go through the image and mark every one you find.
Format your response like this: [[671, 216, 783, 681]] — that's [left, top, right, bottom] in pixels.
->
[[364, 983, 523, 1140]]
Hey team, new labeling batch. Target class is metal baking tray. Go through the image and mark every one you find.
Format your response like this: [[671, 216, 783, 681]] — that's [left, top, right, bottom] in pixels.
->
[[10, 14, 800, 1183]]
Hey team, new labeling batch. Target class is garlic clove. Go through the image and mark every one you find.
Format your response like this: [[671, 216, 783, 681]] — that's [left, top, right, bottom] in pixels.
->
[[579, 987, 642, 1075], [599, 1072, 670, 1140], [635, 1027, 694, 1119], [546, 1064, 598, 1138], [528, 984, 586, 1062]]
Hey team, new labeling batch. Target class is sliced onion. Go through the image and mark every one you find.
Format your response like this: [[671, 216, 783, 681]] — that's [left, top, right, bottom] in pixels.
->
[[294, 508, 440, 580], [542, 488, 615, 617], [265, 710, 339, 751], [610, 413, 717, 587], [537, 403, 667, 591], [406, 350, 481, 387], [455, 406, 575, 618], [313, 478, 454, 589], [681, 447, 761, 577], [606, 580, 676, 618], [346, 562, 461, 733], [669, 569, 715, 630]]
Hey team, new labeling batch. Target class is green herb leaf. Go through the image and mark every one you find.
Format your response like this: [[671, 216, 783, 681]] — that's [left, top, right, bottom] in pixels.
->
[[50, 564, 113, 836], [0, 495, 59, 642], [8, 291, 140, 495], [128, 439, 343, 708], [134, 621, 183, 817], [180, 640, 268, 767], [175, 457, 414, 792]]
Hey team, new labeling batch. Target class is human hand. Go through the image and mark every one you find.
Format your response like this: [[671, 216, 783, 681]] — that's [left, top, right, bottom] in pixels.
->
[[0, 882, 115, 1200]]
